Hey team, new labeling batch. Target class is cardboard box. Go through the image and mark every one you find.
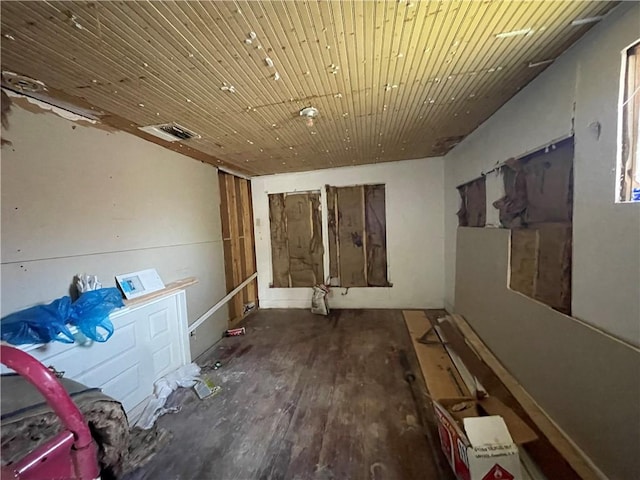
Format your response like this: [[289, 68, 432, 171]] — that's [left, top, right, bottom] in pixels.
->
[[433, 397, 537, 480]]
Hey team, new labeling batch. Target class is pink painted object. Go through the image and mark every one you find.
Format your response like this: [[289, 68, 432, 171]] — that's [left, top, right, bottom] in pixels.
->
[[0, 345, 100, 480]]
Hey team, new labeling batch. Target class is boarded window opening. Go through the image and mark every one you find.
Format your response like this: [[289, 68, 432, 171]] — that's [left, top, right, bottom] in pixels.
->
[[618, 40, 640, 202], [500, 138, 574, 315], [457, 176, 486, 227], [326, 184, 389, 287], [268, 191, 324, 288]]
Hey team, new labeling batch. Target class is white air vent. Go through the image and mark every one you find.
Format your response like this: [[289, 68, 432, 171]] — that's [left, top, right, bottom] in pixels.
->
[[139, 123, 201, 142], [2, 71, 46, 93]]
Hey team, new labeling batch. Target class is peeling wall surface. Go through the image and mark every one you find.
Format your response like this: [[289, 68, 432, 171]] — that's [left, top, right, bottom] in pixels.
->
[[252, 158, 445, 309], [444, 2, 640, 346], [1, 105, 228, 359]]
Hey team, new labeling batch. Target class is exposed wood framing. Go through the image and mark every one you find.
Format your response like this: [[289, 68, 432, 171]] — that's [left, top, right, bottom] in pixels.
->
[[219, 171, 257, 325]]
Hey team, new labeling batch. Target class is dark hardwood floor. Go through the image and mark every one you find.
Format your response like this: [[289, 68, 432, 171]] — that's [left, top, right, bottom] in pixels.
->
[[124, 309, 448, 480]]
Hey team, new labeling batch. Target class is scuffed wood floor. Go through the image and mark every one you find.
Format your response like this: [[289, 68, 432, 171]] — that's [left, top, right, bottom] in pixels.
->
[[124, 309, 446, 480]]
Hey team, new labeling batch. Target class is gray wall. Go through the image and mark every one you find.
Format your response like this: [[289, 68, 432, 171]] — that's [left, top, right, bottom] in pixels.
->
[[1, 100, 228, 359], [444, 2, 640, 346], [443, 4, 640, 479], [455, 228, 640, 480]]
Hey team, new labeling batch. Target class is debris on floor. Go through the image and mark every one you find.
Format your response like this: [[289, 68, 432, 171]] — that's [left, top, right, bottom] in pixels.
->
[[193, 377, 222, 400], [133, 363, 201, 429], [225, 327, 246, 336], [311, 284, 330, 315]]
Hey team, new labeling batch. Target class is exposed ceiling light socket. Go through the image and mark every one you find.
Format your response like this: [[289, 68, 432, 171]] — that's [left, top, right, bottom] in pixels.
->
[[300, 106, 319, 127], [571, 16, 604, 26]]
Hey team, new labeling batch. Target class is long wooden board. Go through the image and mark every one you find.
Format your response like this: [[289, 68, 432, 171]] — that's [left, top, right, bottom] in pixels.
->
[[124, 277, 198, 307], [403, 310, 469, 399], [450, 314, 604, 480]]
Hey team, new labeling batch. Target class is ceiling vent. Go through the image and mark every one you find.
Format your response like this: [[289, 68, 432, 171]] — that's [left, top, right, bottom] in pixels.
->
[[2, 71, 46, 93], [139, 123, 201, 142]]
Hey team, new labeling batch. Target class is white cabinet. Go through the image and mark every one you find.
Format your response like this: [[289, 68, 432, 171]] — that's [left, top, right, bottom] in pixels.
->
[[3, 291, 191, 415]]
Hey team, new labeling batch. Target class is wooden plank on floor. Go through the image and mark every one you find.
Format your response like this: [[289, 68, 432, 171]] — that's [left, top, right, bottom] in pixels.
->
[[450, 314, 601, 480], [403, 310, 470, 399]]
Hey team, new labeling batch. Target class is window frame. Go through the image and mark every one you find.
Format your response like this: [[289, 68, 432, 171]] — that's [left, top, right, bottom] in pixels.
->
[[616, 39, 640, 203]]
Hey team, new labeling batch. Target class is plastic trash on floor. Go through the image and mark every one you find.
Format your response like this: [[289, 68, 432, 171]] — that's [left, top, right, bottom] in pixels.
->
[[133, 363, 202, 430], [311, 284, 330, 315]]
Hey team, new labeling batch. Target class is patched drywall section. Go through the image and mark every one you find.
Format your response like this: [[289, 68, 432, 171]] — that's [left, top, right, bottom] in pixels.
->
[[444, 2, 640, 345], [252, 158, 445, 309], [455, 227, 640, 480], [1, 104, 228, 359]]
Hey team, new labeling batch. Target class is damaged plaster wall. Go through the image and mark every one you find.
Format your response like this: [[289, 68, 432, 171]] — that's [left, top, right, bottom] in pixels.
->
[[1, 104, 228, 359], [443, 4, 640, 479], [444, 2, 640, 345], [252, 157, 445, 309]]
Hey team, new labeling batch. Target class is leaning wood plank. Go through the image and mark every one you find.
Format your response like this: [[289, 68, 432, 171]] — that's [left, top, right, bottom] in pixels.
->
[[450, 314, 604, 480], [239, 179, 257, 301], [403, 310, 470, 399], [189, 272, 257, 333], [124, 277, 198, 307]]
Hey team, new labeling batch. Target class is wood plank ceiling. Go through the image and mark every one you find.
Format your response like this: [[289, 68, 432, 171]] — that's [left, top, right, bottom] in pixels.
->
[[1, 1, 618, 176]]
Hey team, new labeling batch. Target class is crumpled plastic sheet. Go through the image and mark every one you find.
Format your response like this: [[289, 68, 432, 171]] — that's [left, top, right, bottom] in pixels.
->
[[133, 363, 202, 430]]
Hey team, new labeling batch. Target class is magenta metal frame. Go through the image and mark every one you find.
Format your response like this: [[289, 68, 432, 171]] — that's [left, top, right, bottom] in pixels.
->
[[0, 345, 100, 480]]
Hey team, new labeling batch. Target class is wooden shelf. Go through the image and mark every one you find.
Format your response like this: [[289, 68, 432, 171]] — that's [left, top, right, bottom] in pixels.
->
[[123, 277, 198, 307]]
